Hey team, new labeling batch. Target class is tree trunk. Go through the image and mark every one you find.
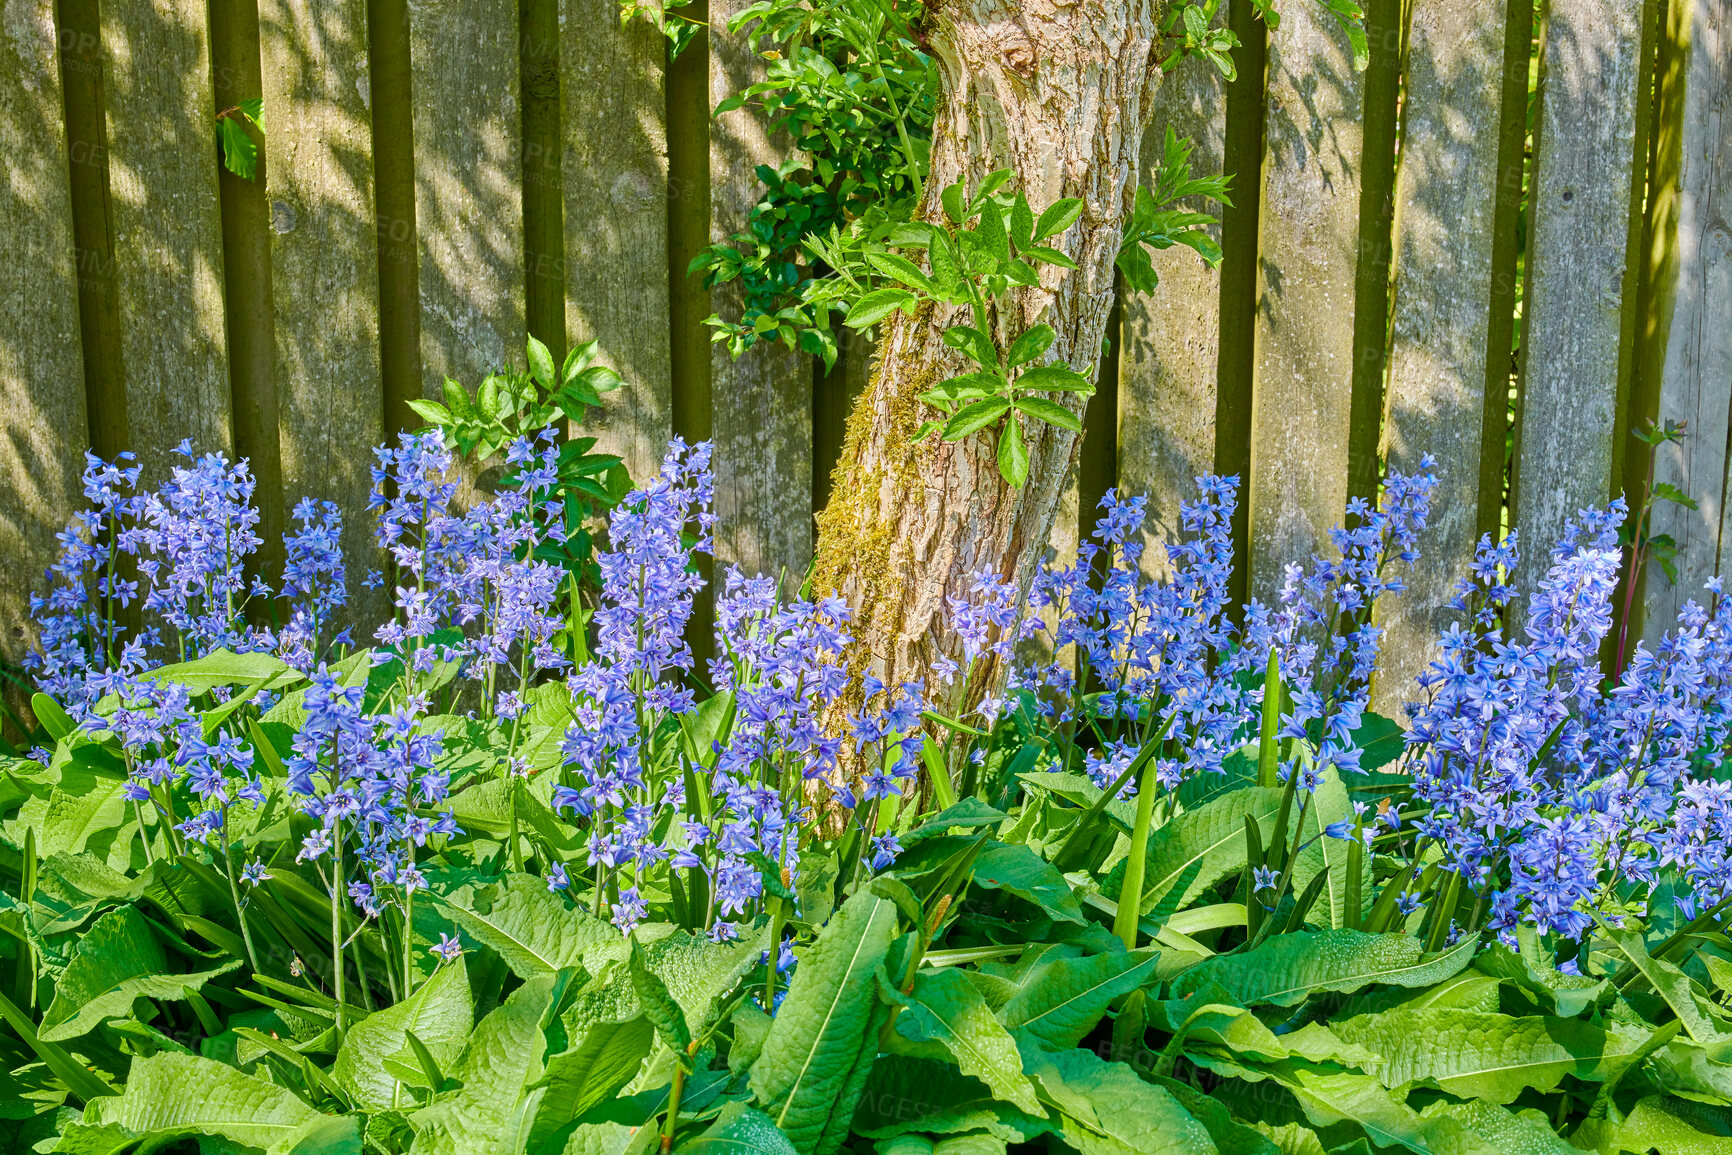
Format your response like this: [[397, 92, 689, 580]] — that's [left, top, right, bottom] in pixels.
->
[[811, 0, 1166, 687]]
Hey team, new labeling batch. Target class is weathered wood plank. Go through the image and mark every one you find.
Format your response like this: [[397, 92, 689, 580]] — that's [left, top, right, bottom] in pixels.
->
[[408, 0, 525, 398], [0, 1, 87, 661], [102, 0, 232, 473], [1510, 0, 1646, 597], [1119, 46, 1228, 577], [709, 0, 811, 582], [1373, 0, 1520, 717], [260, 0, 386, 606], [563, 4, 671, 486], [1246, 4, 1369, 603], [1642, 0, 1732, 636]]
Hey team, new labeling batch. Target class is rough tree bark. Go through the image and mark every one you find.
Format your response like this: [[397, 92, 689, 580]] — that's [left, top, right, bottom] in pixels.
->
[[811, 0, 1166, 686]]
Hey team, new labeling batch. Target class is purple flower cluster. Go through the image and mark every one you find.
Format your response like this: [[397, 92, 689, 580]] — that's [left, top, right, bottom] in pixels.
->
[[1402, 498, 1732, 942]]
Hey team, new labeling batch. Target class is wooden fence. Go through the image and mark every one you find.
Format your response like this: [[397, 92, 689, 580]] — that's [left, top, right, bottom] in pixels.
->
[[1, 0, 1728, 717]]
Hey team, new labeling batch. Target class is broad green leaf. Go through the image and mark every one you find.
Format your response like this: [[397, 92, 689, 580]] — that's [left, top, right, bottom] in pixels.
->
[[883, 966, 1040, 1113], [1034, 198, 1084, 241], [1013, 396, 1081, 433], [1145, 1073, 1281, 1155], [1417, 1099, 1580, 1155], [35, 777, 130, 859], [852, 1057, 1056, 1144], [970, 842, 1083, 924], [1330, 1008, 1639, 1104], [144, 648, 301, 693], [1169, 930, 1475, 1008], [750, 888, 900, 1155], [628, 936, 691, 1052], [1604, 926, 1729, 1044], [1016, 365, 1093, 391], [79, 1052, 359, 1154], [411, 970, 572, 1155], [527, 1017, 657, 1148], [332, 955, 472, 1113], [1474, 926, 1610, 1017], [999, 948, 1160, 1051], [434, 872, 616, 978], [1103, 787, 1282, 915], [1266, 1066, 1501, 1155], [1006, 324, 1055, 368], [845, 288, 916, 329], [1022, 1046, 1215, 1154], [865, 252, 936, 294], [941, 398, 1010, 441], [997, 415, 1028, 488], [41, 904, 240, 1041], [1603, 1095, 1732, 1153], [679, 1102, 800, 1153]]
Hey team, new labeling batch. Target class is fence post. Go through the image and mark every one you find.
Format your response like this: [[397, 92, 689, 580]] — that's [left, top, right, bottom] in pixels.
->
[[259, 0, 386, 615], [0, 0, 87, 666], [1510, 0, 1650, 602], [103, 0, 233, 475], [407, 0, 526, 409], [562, 2, 672, 488], [1373, 0, 1528, 718], [1641, 0, 1732, 638], [708, 0, 813, 585], [1119, 34, 1230, 578]]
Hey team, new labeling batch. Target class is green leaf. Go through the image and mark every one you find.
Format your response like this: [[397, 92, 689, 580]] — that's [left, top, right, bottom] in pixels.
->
[[882, 966, 1041, 1114], [999, 948, 1160, 1052], [750, 888, 900, 1155], [433, 872, 617, 978], [853, 1057, 1057, 1144], [1604, 1095, 1732, 1153], [970, 842, 1084, 924], [1653, 482, 1701, 510], [845, 288, 916, 329], [679, 1102, 801, 1154], [866, 252, 936, 295], [1145, 1072, 1281, 1155], [1014, 397, 1082, 433], [411, 971, 573, 1155], [527, 1017, 657, 1147], [1474, 925, 1611, 1017], [629, 935, 692, 1052], [1006, 324, 1055, 368], [974, 199, 1010, 265], [332, 955, 472, 1112], [1605, 925, 1730, 1044], [31, 693, 74, 741], [1016, 365, 1095, 392], [40, 904, 241, 1042], [144, 648, 301, 694], [941, 324, 999, 371], [997, 416, 1028, 488], [528, 334, 557, 387], [1033, 198, 1084, 241], [80, 1052, 359, 1154], [1330, 1007, 1638, 1104], [941, 398, 1011, 441], [1022, 1046, 1215, 1154], [1104, 786, 1282, 915], [1253, 1066, 1501, 1155], [1168, 930, 1475, 1008], [1417, 1099, 1584, 1155]]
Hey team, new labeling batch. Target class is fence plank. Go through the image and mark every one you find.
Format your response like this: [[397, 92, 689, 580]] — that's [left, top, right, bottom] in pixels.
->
[[409, 0, 525, 400], [1643, 0, 1732, 636], [102, 0, 232, 474], [1510, 0, 1647, 597], [563, 7, 671, 487], [1119, 48, 1228, 575], [259, 0, 385, 607], [1373, 0, 1520, 717], [1246, 4, 1370, 603], [0, 2, 87, 661], [709, 0, 812, 583]]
